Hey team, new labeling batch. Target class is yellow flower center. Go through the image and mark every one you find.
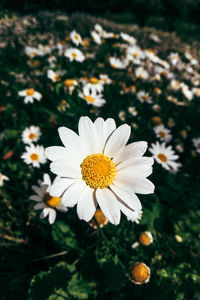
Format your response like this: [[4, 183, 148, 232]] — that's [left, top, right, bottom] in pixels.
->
[[72, 52, 77, 58], [141, 95, 148, 101], [89, 209, 108, 228], [54, 74, 60, 81], [89, 77, 99, 84], [30, 153, 39, 161], [133, 52, 139, 58], [81, 154, 116, 189], [31, 51, 37, 56], [139, 232, 152, 246], [158, 153, 168, 162], [158, 131, 166, 138], [26, 89, 35, 96], [44, 193, 61, 207], [29, 133, 36, 140], [131, 263, 150, 284], [84, 95, 95, 103], [64, 79, 76, 86], [74, 34, 79, 40]]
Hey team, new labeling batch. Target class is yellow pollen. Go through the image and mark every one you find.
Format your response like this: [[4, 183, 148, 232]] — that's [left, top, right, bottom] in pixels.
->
[[84, 95, 95, 103], [26, 89, 35, 96], [72, 52, 77, 58], [81, 154, 116, 189], [89, 77, 99, 84], [133, 52, 139, 58], [158, 153, 167, 162], [29, 133, 36, 140], [64, 79, 76, 86], [44, 193, 61, 207], [74, 34, 79, 40], [112, 64, 117, 69], [30, 153, 39, 161], [161, 71, 168, 78], [158, 131, 166, 138], [31, 51, 37, 56], [131, 263, 150, 284]]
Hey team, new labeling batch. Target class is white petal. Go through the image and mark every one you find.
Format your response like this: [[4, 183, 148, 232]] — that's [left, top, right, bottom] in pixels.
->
[[43, 174, 51, 187], [32, 185, 44, 197], [58, 127, 83, 160], [45, 146, 69, 161], [40, 208, 50, 219], [30, 195, 41, 202], [33, 203, 46, 210], [78, 116, 99, 154], [116, 157, 154, 172], [62, 180, 86, 207], [114, 173, 155, 194], [104, 124, 131, 158], [49, 178, 75, 196], [94, 117, 116, 152], [77, 186, 96, 221], [50, 159, 81, 178], [113, 141, 148, 164], [110, 184, 142, 210], [96, 188, 121, 225], [48, 209, 56, 224]]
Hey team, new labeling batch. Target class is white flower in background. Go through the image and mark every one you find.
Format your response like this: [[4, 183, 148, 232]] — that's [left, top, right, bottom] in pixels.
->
[[118, 110, 126, 121], [192, 87, 200, 97], [64, 48, 85, 62], [94, 24, 103, 34], [191, 76, 200, 86], [154, 125, 172, 142], [170, 80, 180, 91], [135, 66, 149, 79], [78, 85, 106, 107], [180, 83, 193, 101], [25, 46, 46, 58], [100, 74, 112, 85], [137, 91, 152, 104], [45, 117, 154, 225], [70, 30, 82, 46], [91, 31, 102, 44], [145, 49, 159, 63], [127, 46, 144, 64], [185, 52, 198, 65], [102, 31, 119, 39], [169, 52, 180, 66], [192, 138, 200, 154], [38, 45, 51, 55], [109, 57, 129, 69], [18, 88, 42, 104], [120, 32, 137, 45], [22, 126, 41, 144], [21, 144, 47, 168], [86, 77, 104, 93], [139, 231, 153, 246], [149, 142, 180, 172], [128, 106, 138, 116], [64, 78, 78, 94], [48, 55, 57, 68], [30, 174, 67, 224], [47, 70, 61, 82], [0, 173, 9, 187]]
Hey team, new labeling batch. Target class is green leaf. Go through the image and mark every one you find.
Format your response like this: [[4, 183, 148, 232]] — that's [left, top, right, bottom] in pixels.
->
[[67, 273, 96, 299], [51, 220, 78, 249]]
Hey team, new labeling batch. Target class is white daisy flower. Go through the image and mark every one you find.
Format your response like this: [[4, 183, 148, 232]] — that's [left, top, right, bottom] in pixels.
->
[[0, 173, 9, 187], [137, 91, 152, 104], [128, 106, 138, 116], [45, 117, 154, 225], [109, 57, 129, 69], [191, 76, 200, 86], [22, 126, 41, 144], [21, 144, 47, 168], [120, 32, 137, 45], [30, 174, 67, 224], [170, 80, 180, 91], [145, 49, 159, 63], [192, 87, 200, 97], [154, 125, 172, 142], [70, 30, 82, 46], [78, 85, 106, 107], [180, 83, 193, 101], [100, 74, 112, 85], [185, 52, 198, 65], [94, 24, 103, 34], [18, 88, 42, 104], [127, 46, 145, 64], [25, 46, 46, 58], [47, 70, 61, 82], [169, 52, 180, 66], [64, 48, 85, 62], [64, 78, 78, 94], [86, 77, 104, 93], [149, 142, 180, 172], [192, 138, 200, 154], [135, 66, 149, 80], [91, 31, 102, 44]]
